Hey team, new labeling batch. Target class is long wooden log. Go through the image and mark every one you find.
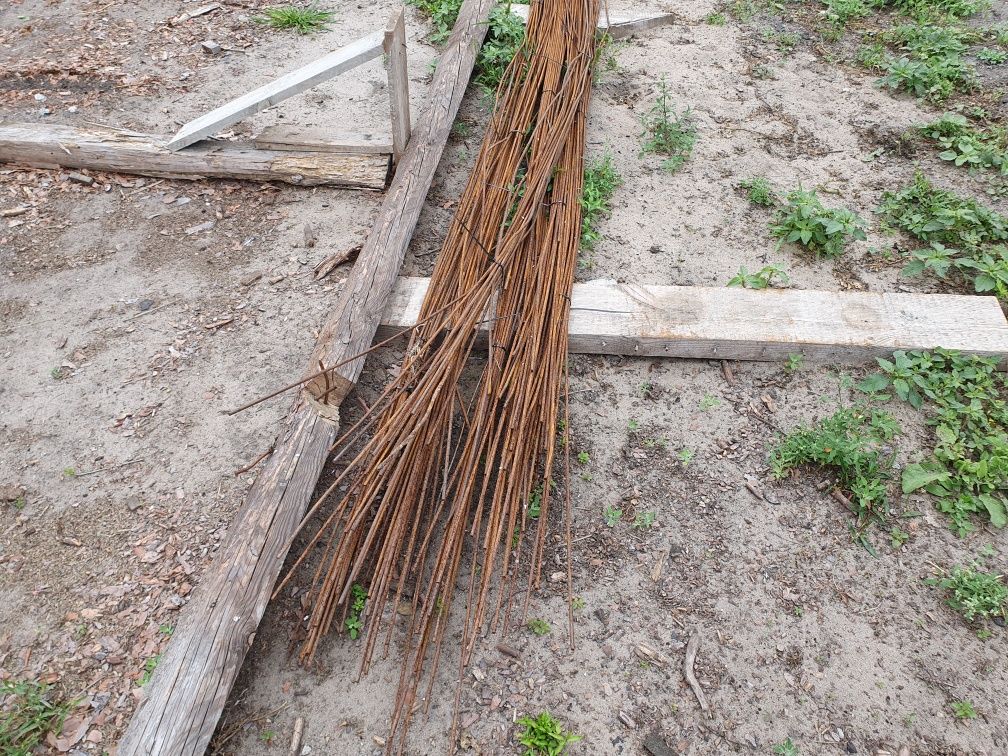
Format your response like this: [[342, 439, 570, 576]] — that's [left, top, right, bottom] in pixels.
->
[[378, 277, 1008, 364], [117, 1, 494, 754], [0, 123, 390, 188]]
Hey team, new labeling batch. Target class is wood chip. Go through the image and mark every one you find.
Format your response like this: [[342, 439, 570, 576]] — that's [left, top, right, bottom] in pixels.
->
[[495, 643, 520, 659], [313, 244, 361, 281], [303, 223, 316, 248]]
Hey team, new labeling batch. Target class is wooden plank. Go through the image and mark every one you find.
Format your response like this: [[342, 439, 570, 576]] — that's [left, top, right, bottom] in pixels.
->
[[117, 2, 496, 754], [378, 277, 1008, 363], [510, 4, 676, 39], [0, 123, 390, 188], [253, 126, 392, 154], [165, 30, 385, 151], [384, 7, 411, 163]]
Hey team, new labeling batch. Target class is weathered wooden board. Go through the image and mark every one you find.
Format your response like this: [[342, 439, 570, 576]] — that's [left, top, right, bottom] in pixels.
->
[[510, 4, 676, 39], [384, 7, 411, 162], [379, 277, 1008, 363], [165, 30, 385, 151], [252, 126, 393, 155], [0, 123, 390, 188], [117, 3, 496, 755]]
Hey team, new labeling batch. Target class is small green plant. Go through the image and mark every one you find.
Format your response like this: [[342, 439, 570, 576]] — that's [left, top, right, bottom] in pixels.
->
[[706, 11, 727, 25], [527, 618, 551, 636], [517, 711, 581, 755], [917, 113, 1007, 175], [451, 119, 471, 138], [571, 596, 585, 610], [640, 79, 697, 173], [528, 485, 543, 519], [882, 0, 989, 22], [859, 350, 1008, 534], [627, 419, 640, 431], [408, 0, 462, 43], [823, 0, 870, 25], [776, 31, 800, 55], [260, 729, 276, 744], [772, 187, 867, 258], [581, 153, 622, 250], [771, 407, 899, 540], [890, 525, 910, 547], [876, 24, 976, 102], [576, 451, 590, 465], [474, 3, 526, 92], [978, 47, 1007, 64], [700, 393, 722, 410], [951, 699, 979, 720], [786, 353, 804, 372], [255, 5, 334, 34], [633, 511, 657, 530], [727, 263, 790, 289], [49, 366, 63, 380], [856, 43, 887, 71], [740, 176, 777, 206], [928, 564, 1007, 621], [345, 583, 367, 639], [773, 738, 799, 756], [159, 623, 174, 637], [0, 680, 77, 756], [139, 654, 161, 685], [63, 467, 76, 478], [678, 447, 694, 465], [603, 505, 622, 527]]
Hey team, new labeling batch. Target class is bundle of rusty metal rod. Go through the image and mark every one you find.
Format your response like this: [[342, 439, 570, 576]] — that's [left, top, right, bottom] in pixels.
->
[[276, 1, 601, 750]]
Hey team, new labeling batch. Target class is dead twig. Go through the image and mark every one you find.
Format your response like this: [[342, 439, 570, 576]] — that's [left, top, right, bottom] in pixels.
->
[[234, 446, 274, 476], [313, 244, 361, 281], [684, 628, 709, 712]]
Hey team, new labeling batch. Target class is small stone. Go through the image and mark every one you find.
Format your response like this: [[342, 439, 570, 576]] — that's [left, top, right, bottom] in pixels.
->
[[34, 93, 46, 102], [846, 742, 857, 754], [138, 299, 154, 311], [68, 105, 78, 113], [39, 108, 51, 116], [269, 274, 285, 285], [126, 496, 143, 512], [618, 711, 637, 729], [185, 219, 216, 235], [201, 40, 223, 55], [593, 607, 610, 624], [240, 272, 263, 287]]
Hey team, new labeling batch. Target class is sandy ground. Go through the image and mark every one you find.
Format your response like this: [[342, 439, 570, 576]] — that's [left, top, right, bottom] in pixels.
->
[[1, 0, 1007, 754]]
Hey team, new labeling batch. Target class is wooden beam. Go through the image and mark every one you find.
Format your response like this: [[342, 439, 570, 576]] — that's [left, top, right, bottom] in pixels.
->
[[384, 7, 411, 163], [117, 2, 495, 754], [509, 4, 676, 39], [165, 30, 385, 151], [0, 123, 390, 188], [252, 126, 392, 155], [378, 277, 1008, 363]]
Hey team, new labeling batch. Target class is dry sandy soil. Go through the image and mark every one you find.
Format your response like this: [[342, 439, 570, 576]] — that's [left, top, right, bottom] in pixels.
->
[[1, 0, 1007, 755]]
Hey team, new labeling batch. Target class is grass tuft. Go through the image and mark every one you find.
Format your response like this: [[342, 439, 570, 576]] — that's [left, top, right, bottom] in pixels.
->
[[640, 79, 697, 174], [0, 680, 77, 756], [927, 563, 1007, 621], [255, 5, 334, 34]]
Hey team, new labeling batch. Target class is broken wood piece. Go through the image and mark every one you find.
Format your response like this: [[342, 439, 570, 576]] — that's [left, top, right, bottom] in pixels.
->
[[117, 3, 496, 753], [288, 717, 304, 756], [165, 29, 385, 151], [0, 124, 390, 189], [509, 5, 676, 39], [378, 278, 1008, 365], [252, 126, 393, 155], [313, 244, 361, 281], [384, 7, 411, 162], [684, 629, 709, 711]]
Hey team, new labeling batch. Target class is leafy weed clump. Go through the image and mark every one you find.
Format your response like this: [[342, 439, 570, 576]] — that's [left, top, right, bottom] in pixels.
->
[[927, 563, 1007, 620], [823, 0, 871, 27], [858, 349, 1008, 534], [255, 5, 334, 34], [640, 79, 697, 174], [881, 0, 990, 22], [918, 112, 1007, 175], [517, 711, 581, 755], [474, 3, 526, 93], [771, 407, 900, 539], [739, 175, 777, 206], [0, 680, 77, 755], [876, 24, 976, 101], [771, 188, 867, 258], [727, 263, 789, 289], [408, 0, 462, 43], [345, 583, 367, 639], [879, 171, 1008, 298], [580, 153, 622, 250]]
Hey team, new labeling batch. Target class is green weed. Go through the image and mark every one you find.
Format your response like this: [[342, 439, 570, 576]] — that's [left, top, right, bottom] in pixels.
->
[[727, 263, 789, 289], [255, 6, 334, 34], [633, 511, 657, 530], [928, 563, 1007, 620], [978, 47, 1007, 64], [603, 505, 622, 527], [345, 583, 367, 639], [474, 3, 525, 93], [771, 188, 867, 258], [139, 654, 161, 685], [859, 349, 1008, 534], [882, 0, 989, 22], [581, 153, 622, 250], [678, 447, 694, 465], [918, 112, 1007, 174], [824, 0, 870, 26], [577, 451, 590, 465], [890, 525, 910, 547], [700, 393, 722, 410], [786, 353, 804, 372], [528, 485, 543, 519], [260, 729, 276, 744], [951, 699, 979, 719], [0, 681, 77, 756], [740, 175, 777, 206], [771, 407, 899, 538], [527, 618, 551, 636], [640, 79, 697, 174], [773, 739, 799, 756], [707, 11, 728, 25], [517, 711, 581, 755], [856, 43, 888, 71], [876, 24, 975, 101], [408, 0, 462, 43]]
